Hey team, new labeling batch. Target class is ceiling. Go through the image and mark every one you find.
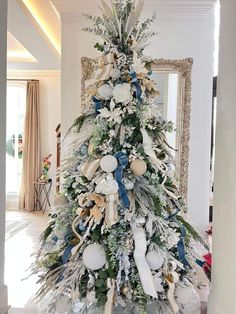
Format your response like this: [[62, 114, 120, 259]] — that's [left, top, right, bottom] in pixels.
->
[[52, 0, 216, 19], [7, 0, 216, 71], [7, 0, 61, 71]]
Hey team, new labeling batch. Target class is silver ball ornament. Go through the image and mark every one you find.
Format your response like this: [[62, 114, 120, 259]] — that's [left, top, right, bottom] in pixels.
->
[[146, 250, 164, 270]]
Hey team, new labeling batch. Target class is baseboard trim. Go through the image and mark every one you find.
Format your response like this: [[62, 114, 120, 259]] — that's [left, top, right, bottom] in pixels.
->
[[0, 284, 8, 314]]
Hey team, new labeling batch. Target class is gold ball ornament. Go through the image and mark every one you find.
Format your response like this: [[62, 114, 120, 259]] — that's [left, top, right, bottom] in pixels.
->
[[130, 159, 147, 176], [121, 285, 129, 295]]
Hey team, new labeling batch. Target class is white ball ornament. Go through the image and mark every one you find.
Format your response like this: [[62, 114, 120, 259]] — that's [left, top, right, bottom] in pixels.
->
[[100, 155, 118, 173], [82, 244, 106, 270], [98, 84, 113, 100], [111, 68, 121, 80], [55, 295, 71, 313], [130, 159, 147, 176], [146, 250, 164, 270]]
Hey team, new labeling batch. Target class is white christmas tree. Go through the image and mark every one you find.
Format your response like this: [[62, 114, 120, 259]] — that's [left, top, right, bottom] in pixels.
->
[[33, 1, 209, 313]]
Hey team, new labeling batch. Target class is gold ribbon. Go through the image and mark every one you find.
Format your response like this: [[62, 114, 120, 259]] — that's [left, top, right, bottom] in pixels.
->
[[85, 53, 115, 87], [165, 262, 180, 314], [71, 193, 105, 255], [82, 159, 101, 181], [105, 193, 119, 227]]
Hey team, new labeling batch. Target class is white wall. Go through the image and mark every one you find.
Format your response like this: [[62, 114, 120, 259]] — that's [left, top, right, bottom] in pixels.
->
[[60, 10, 215, 233], [61, 15, 99, 135], [0, 0, 8, 312], [7, 71, 61, 206]]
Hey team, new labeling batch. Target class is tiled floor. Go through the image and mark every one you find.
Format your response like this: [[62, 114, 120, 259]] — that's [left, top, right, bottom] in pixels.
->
[[5, 210, 48, 314], [5, 210, 208, 314]]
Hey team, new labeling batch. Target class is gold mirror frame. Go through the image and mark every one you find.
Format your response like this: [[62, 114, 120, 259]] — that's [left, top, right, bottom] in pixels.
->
[[81, 57, 193, 204]]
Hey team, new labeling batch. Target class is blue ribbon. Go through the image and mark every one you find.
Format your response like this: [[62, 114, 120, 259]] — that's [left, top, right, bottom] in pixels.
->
[[114, 152, 130, 208], [129, 71, 142, 100], [129, 70, 138, 83], [62, 244, 74, 264], [176, 222, 190, 267], [166, 208, 190, 267], [93, 96, 103, 113], [132, 82, 142, 100], [61, 232, 76, 264], [195, 259, 204, 268]]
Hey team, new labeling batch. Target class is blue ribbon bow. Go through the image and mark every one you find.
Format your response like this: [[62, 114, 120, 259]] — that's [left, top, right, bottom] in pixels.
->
[[114, 152, 130, 208]]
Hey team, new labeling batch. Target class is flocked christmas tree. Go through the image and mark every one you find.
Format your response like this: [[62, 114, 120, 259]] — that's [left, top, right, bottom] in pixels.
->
[[33, 1, 209, 313]]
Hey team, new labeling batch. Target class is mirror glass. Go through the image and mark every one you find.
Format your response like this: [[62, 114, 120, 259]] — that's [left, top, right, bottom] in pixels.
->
[[151, 72, 178, 157]]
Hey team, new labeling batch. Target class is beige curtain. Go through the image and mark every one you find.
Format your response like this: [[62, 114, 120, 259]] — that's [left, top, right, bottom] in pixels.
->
[[19, 81, 41, 211]]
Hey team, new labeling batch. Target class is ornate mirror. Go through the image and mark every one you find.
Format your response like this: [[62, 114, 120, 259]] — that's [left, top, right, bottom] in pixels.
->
[[81, 57, 192, 204]]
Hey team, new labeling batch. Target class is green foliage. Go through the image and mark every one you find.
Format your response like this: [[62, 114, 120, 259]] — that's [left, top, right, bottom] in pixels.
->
[[40, 221, 55, 242], [130, 264, 148, 311], [79, 272, 89, 298], [177, 215, 209, 249], [95, 271, 109, 307], [152, 195, 162, 217], [94, 42, 105, 52], [91, 226, 102, 242]]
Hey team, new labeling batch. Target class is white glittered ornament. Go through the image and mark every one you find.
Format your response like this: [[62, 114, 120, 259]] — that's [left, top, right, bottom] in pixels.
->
[[124, 179, 134, 190], [111, 68, 121, 80], [100, 155, 118, 173], [146, 250, 164, 270], [95, 173, 119, 195], [55, 295, 71, 313], [130, 159, 147, 176], [82, 243, 106, 270], [98, 84, 113, 100]]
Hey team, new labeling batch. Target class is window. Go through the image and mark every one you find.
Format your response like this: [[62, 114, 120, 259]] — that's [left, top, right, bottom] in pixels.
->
[[6, 83, 26, 195]]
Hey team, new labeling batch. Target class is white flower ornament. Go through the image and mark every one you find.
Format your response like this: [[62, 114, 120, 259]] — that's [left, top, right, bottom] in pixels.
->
[[98, 99, 122, 123], [131, 51, 148, 75], [113, 83, 133, 104]]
